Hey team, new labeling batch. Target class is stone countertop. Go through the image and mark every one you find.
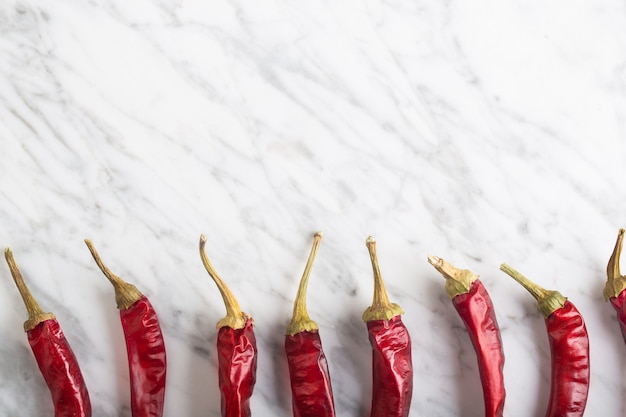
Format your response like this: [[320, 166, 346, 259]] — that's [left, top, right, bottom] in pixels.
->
[[1, 1, 625, 416]]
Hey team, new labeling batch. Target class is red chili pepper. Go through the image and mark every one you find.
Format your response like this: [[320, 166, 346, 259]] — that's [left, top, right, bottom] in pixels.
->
[[501, 264, 590, 417], [199, 235, 257, 417], [604, 228, 626, 344], [84, 240, 166, 417], [428, 256, 505, 417], [362, 236, 412, 417], [285, 232, 335, 417], [5, 248, 92, 417]]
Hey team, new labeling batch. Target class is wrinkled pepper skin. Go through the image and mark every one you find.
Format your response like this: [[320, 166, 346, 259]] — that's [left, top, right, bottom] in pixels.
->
[[217, 318, 258, 417], [452, 280, 505, 417], [120, 295, 167, 417], [609, 289, 626, 345], [285, 330, 335, 417], [27, 319, 92, 417], [544, 301, 590, 417], [366, 315, 413, 417]]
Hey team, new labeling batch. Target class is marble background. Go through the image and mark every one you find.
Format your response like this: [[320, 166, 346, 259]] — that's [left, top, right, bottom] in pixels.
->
[[1, 0, 625, 416]]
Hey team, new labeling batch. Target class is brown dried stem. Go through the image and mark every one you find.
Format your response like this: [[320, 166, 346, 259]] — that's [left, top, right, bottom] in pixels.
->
[[4, 248, 55, 331], [199, 234, 248, 329], [286, 232, 323, 336], [605, 228, 626, 300], [500, 263, 566, 318], [362, 236, 404, 322], [84, 239, 142, 310], [427, 255, 478, 298]]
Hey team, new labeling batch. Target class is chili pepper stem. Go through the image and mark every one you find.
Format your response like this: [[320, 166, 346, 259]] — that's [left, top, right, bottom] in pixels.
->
[[84, 239, 143, 310], [286, 232, 323, 336], [199, 234, 249, 330], [500, 263, 566, 318], [605, 228, 626, 300], [427, 256, 478, 298], [362, 236, 404, 322], [4, 248, 56, 331]]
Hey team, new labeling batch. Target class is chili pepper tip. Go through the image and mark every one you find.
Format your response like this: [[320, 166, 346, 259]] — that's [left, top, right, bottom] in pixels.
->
[[605, 228, 626, 301], [500, 263, 566, 318], [84, 239, 143, 310], [363, 236, 404, 322], [4, 247, 56, 331], [286, 232, 323, 336], [199, 234, 249, 330], [427, 255, 478, 299]]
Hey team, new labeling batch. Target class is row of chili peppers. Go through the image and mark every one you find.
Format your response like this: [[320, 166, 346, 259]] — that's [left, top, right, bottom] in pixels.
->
[[6, 229, 626, 417]]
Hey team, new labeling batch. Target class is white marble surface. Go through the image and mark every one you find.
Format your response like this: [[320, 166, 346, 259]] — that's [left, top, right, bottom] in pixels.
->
[[1, 0, 626, 416]]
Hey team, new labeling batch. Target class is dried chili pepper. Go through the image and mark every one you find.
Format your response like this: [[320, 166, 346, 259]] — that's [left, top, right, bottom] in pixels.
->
[[604, 228, 626, 345], [362, 236, 412, 417], [428, 256, 505, 417], [199, 234, 257, 417], [84, 240, 166, 417], [501, 264, 589, 417], [4, 248, 92, 417], [285, 232, 335, 417]]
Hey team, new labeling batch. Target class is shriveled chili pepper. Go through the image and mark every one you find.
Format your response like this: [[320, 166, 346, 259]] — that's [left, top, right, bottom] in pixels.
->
[[4, 248, 92, 417], [604, 228, 626, 345], [285, 232, 335, 417], [199, 234, 257, 417], [362, 236, 412, 417], [428, 256, 505, 417], [84, 240, 166, 417], [501, 264, 590, 417]]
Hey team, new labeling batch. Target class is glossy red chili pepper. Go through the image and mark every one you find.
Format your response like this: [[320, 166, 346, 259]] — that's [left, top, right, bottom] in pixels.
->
[[362, 237, 412, 417], [5, 248, 92, 417], [428, 256, 505, 417], [604, 228, 626, 344], [366, 315, 412, 417], [85, 240, 166, 417], [608, 290, 626, 344], [285, 232, 335, 417], [217, 317, 257, 417], [200, 235, 257, 417], [501, 264, 590, 417]]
